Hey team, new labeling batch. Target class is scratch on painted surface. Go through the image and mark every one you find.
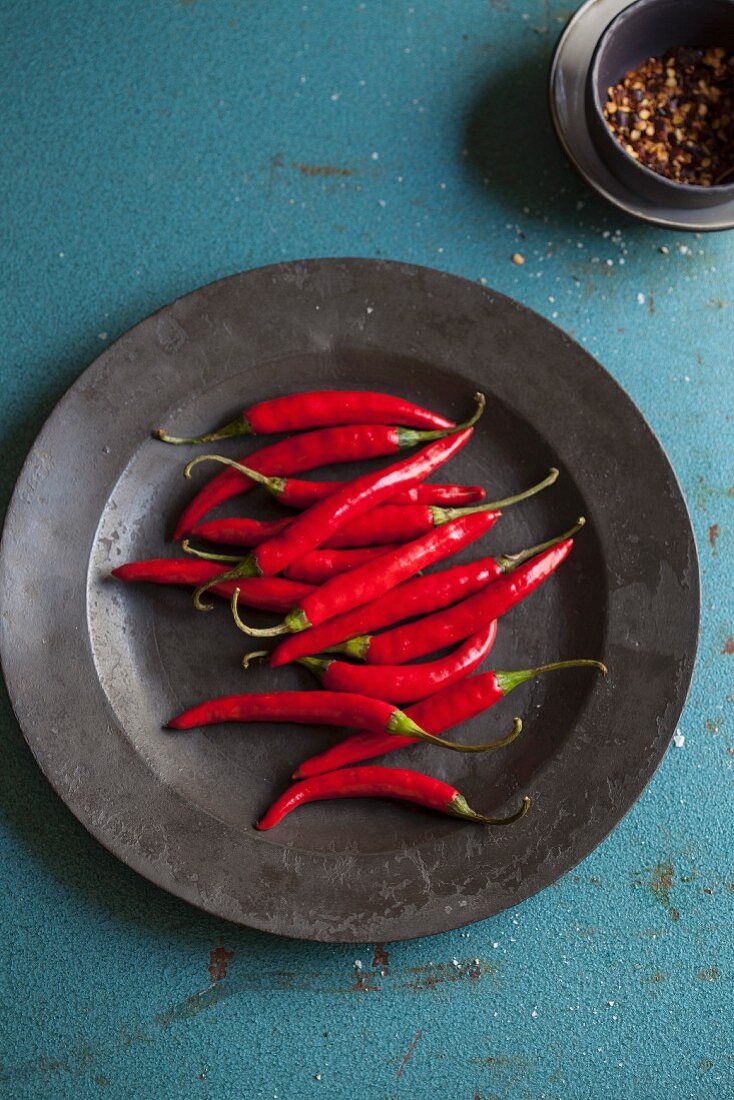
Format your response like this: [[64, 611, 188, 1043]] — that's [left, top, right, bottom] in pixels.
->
[[396, 1029, 422, 1079]]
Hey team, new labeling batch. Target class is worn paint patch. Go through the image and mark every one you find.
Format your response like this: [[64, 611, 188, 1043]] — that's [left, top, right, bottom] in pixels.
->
[[708, 523, 720, 553], [372, 943, 389, 975], [650, 862, 674, 907], [208, 947, 234, 984], [402, 958, 494, 992], [395, 1029, 422, 1079], [292, 162, 353, 177], [696, 966, 719, 981]]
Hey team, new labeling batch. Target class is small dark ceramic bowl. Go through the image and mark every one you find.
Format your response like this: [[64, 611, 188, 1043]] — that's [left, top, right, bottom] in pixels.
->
[[587, 0, 734, 210]]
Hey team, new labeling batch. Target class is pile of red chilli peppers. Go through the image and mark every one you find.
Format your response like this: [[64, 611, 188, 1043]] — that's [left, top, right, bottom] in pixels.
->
[[112, 389, 606, 831]]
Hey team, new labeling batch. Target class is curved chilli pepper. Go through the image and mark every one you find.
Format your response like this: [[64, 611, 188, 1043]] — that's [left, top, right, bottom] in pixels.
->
[[267, 519, 585, 667], [294, 660, 606, 778], [255, 477, 486, 510], [189, 399, 484, 605], [155, 390, 455, 445], [110, 559, 313, 613], [255, 766, 532, 830], [340, 537, 575, 664], [231, 510, 501, 638], [166, 690, 519, 753], [298, 622, 498, 703], [193, 468, 555, 550], [173, 416, 477, 541]]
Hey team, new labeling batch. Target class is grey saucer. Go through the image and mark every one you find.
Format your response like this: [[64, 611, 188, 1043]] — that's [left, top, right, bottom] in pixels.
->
[[0, 259, 699, 942], [550, 0, 734, 230]]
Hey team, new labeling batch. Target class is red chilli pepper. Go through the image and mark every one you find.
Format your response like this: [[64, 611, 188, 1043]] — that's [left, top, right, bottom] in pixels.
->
[[192, 468, 554, 549], [181, 540, 403, 586], [155, 390, 455, 445], [166, 690, 520, 753], [250, 476, 486, 510], [193, 501, 485, 550], [188, 398, 485, 605], [266, 518, 584, 667], [335, 534, 577, 664], [294, 659, 606, 778], [110, 559, 313, 613], [282, 545, 402, 584], [172, 415, 476, 540], [255, 766, 532, 830], [231, 510, 500, 639], [297, 622, 498, 703]]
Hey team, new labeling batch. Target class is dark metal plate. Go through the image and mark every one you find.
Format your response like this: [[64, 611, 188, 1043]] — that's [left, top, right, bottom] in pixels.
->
[[0, 259, 699, 941]]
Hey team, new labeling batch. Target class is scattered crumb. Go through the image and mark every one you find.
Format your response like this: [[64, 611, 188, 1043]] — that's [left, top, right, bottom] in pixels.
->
[[511, 253, 525, 265], [673, 729, 685, 748]]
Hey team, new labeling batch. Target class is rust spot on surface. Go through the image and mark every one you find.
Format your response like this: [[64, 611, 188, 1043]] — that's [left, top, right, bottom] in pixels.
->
[[727, 747, 734, 756], [94, 1077, 109, 1087], [401, 958, 493, 991], [705, 719, 720, 732], [292, 162, 353, 177], [396, 1029, 422, 1079], [723, 637, 734, 654], [708, 523, 720, 553], [696, 966, 719, 981], [703, 886, 714, 895], [372, 943, 389, 974], [643, 971, 666, 983], [671, 908, 680, 921], [650, 862, 674, 907], [699, 1058, 714, 1072], [208, 947, 234, 984]]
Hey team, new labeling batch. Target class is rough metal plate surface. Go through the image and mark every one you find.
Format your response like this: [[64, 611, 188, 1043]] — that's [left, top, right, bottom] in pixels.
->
[[0, 258, 699, 942]]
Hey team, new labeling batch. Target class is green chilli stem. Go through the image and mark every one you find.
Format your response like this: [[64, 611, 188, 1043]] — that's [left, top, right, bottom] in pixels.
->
[[396, 392, 485, 446], [390, 715, 524, 754], [154, 414, 253, 445], [495, 659, 607, 695], [495, 517, 586, 574], [230, 590, 290, 636], [451, 793, 531, 825], [192, 557, 259, 611], [242, 649, 269, 669], [434, 467, 559, 524], [182, 454, 286, 496], [181, 539, 244, 563]]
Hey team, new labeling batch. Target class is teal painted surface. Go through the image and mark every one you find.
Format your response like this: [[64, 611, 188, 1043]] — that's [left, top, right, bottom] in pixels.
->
[[1, 1, 732, 1096]]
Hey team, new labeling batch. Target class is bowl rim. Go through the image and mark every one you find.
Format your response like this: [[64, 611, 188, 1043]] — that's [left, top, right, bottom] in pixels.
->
[[587, 0, 734, 197]]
